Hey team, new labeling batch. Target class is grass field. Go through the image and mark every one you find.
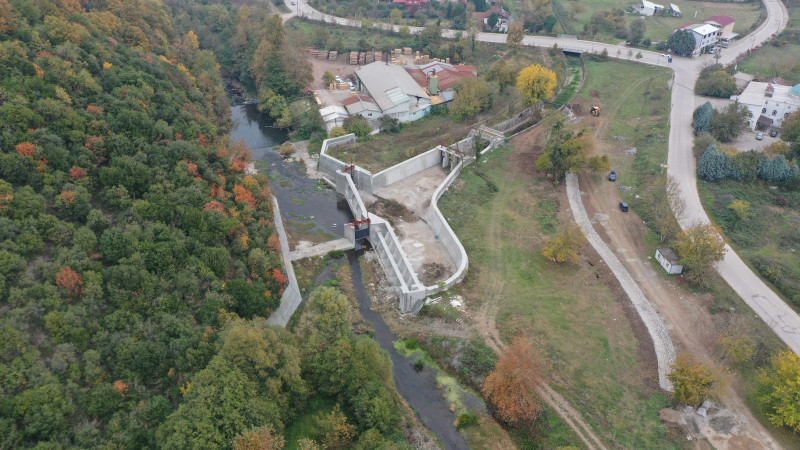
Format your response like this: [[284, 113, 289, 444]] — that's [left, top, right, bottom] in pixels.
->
[[739, 2, 800, 84], [439, 142, 676, 448], [555, 0, 763, 43]]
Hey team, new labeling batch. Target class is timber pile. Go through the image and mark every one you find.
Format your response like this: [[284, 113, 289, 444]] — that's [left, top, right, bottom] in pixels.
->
[[316, 50, 328, 60], [328, 50, 337, 61], [349, 51, 358, 64]]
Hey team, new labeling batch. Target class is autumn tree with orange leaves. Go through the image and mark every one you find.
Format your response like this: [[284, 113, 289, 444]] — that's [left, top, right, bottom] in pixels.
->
[[483, 337, 544, 426], [55, 266, 84, 298]]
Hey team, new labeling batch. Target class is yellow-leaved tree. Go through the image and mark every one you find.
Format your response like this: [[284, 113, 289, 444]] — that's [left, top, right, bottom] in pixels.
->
[[674, 223, 726, 286], [757, 350, 800, 433], [667, 353, 726, 406], [516, 64, 557, 105], [541, 225, 585, 264]]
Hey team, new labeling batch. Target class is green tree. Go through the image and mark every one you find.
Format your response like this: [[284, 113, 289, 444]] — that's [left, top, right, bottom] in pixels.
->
[[450, 77, 493, 120], [757, 350, 800, 432], [390, 8, 402, 24], [343, 115, 372, 138], [711, 102, 751, 143], [667, 29, 695, 56], [322, 71, 335, 87], [629, 19, 646, 46], [695, 68, 736, 98], [697, 142, 730, 181], [506, 22, 524, 49], [693, 102, 714, 135], [674, 223, 727, 286], [535, 118, 594, 182], [487, 61, 517, 93]]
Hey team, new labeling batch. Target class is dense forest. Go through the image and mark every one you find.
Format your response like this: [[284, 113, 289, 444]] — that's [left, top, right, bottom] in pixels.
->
[[0, 0, 408, 447]]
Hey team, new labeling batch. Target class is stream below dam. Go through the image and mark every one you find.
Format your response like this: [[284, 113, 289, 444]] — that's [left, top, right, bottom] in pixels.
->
[[230, 104, 467, 449]]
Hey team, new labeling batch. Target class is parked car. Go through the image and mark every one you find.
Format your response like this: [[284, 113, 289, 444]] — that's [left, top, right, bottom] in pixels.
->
[[347, 81, 355, 90], [770, 129, 778, 137], [756, 132, 764, 140], [608, 170, 617, 181], [619, 202, 629, 212], [334, 75, 343, 83], [708, 48, 717, 54]]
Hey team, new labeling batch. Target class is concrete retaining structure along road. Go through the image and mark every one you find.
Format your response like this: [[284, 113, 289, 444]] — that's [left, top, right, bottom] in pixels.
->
[[566, 174, 675, 391]]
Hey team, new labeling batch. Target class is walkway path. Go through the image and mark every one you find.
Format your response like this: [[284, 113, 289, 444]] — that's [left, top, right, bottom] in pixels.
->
[[281, 0, 800, 356], [566, 174, 675, 391], [288, 238, 352, 261]]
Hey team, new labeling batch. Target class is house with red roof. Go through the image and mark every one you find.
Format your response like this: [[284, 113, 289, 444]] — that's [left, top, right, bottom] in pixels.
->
[[472, 6, 510, 32], [393, 0, 428, 9], [405, 62, 478, 104], [704, 15, 736, 39]]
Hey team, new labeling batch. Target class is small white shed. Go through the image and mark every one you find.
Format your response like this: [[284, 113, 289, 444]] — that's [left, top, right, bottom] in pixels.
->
[[655, 247, 683, 275], [639, 0, 664, 16]]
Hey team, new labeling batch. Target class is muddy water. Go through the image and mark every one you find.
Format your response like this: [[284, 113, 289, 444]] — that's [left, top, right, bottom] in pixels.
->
[[229, 104, 352, 240], [231, 105, 466, 449]]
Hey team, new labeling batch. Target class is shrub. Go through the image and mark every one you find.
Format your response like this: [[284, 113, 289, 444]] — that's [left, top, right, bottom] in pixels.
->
[[697, 143, 730, 182], [455, 413, 479, 430], [693, 102, 714, 135], [343, 115, 372, 138], [695, 68, 736, 98]]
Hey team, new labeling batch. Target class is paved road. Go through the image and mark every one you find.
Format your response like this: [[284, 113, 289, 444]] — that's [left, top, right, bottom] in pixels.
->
[[283, 0, 800, 355]]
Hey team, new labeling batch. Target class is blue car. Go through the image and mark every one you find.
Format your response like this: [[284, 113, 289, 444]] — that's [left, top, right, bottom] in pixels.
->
[[609, 171, 617, 181]]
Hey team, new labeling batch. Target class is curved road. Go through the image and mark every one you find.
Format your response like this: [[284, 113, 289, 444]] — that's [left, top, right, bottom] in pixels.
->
[[284, 0, 800, 355]]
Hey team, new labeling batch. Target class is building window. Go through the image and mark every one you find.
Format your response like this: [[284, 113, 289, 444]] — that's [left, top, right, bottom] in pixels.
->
[[773, 110, 778, 115], [762, 108, 767, 113]]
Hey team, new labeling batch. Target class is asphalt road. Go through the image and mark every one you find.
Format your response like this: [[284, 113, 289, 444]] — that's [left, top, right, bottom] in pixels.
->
[[283, 0, 800, 355]]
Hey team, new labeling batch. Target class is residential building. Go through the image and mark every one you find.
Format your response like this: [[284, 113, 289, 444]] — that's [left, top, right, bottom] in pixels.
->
[[638, 0, 664, 16], [675, 23, 720, 55], [404, 61, 478, 104], [319, 105, 349, 131], [355, 62, 431, 122], [737, 82, 800, 130], [392, 0, 428, 8], [704, 15, 736, 40], [343, 93, 383, 120], [472, 6, 510, 32]]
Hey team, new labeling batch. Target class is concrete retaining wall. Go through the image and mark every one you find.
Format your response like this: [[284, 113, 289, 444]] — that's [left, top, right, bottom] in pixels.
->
[[316, 131, 495, 314], [267, 196, 303, 327], [422, 159, 469, 294], [371, 147, 442, 192]]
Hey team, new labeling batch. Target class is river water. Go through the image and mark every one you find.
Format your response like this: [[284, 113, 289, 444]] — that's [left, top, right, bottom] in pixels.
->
[[230, 104, 467, 449], [229, 104, 352, 240]]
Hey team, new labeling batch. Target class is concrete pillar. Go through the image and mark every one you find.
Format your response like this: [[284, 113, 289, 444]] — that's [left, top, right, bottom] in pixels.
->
[[441, 151, 450, 169]]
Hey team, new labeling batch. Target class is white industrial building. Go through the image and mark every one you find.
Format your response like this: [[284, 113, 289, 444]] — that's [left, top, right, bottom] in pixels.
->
[[638, 0, 664, 16], [737, 82, 800, 130], [355, 62, 431, 123]]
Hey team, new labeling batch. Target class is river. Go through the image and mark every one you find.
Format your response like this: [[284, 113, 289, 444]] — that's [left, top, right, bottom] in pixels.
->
[[230, 104, 468, 449]]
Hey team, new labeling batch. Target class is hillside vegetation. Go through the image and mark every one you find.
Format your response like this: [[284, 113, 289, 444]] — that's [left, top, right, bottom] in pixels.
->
[[0, 0, 407, 447]]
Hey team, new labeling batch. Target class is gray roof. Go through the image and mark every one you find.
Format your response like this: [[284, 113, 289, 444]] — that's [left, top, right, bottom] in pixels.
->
[[657, 247, 680, 265], [356, 62, 429, 112]]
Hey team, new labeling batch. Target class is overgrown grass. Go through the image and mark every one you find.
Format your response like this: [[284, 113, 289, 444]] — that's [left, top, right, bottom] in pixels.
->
[[553, 55, 583, 105], [440, 143, 676, 448], [739, 2, 800, 84]]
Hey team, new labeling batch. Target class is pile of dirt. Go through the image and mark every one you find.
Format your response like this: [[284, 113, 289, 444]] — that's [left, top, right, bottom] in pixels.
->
[[370, 198, 419, 223], [570, 103, 583, 115], [590, 89, 600, 99], [419, 262, 447, 286]]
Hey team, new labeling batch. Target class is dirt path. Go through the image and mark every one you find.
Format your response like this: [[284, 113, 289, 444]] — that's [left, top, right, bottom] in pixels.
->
[[474, 126, 608, 450], [577, 79, 780, 447]]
